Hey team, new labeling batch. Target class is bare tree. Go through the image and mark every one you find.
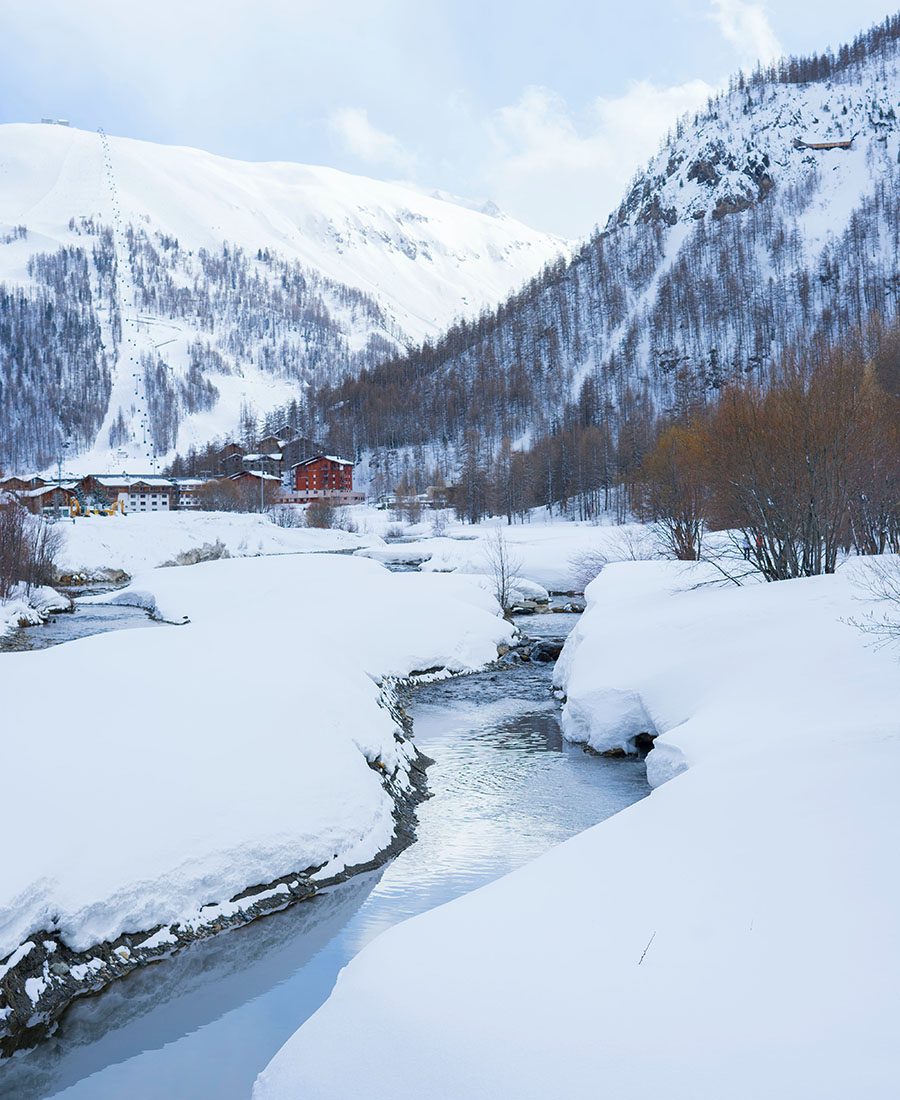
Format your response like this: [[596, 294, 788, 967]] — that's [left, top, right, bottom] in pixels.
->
[[852, 557, 900, 647], [484, 529, 523, 614], [268, 504, 304, 528], [638, 424, 710, 560], [569, 548, 608, 592], [0, 501, 63, 597]]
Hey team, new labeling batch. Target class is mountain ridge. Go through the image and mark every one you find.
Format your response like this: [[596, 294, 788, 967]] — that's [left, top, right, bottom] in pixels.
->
[[0, 123, 564, 473], [313, 13, 900, 491]]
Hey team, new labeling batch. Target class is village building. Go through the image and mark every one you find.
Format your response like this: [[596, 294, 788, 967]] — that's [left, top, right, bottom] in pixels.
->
[[121, 477, 176, 512], [172, 478, 206, 508], [70, 475, 175, 514], [241, 452, 283, 477], [21, 484, 78, 515], [288, 455, 363, 505], [218, 443, 246, 477], [255, 435, 286, 456], [0, 475, 47, 492]]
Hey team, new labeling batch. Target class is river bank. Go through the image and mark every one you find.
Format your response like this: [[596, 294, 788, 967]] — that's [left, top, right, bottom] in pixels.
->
[[0, 609, 649, 1099], [0, 673, 428, 1058], [0, 554, 514, 1064], [255, 555, 900, 1100]]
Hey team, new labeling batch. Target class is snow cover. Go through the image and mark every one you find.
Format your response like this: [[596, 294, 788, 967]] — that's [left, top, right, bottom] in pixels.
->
[[55, 510, 383, 578], [0, 124, 564, 344], [0, 553, 513, 962], [0, 597, 43, 639], [0, 584, 71, 638], [0, 122, 564, 471], [255, 557, 900, 1100], [353, 515, 652, 592]]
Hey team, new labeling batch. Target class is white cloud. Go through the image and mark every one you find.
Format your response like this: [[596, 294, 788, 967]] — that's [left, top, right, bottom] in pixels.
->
[[485, 79, 714, 237], [710, 0, 783, 67], [329, 108, 416, 173]]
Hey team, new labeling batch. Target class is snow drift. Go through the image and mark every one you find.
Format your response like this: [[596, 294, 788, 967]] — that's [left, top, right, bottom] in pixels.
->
[[255, 556, 900, 1100], [0, 554, 513, 964]]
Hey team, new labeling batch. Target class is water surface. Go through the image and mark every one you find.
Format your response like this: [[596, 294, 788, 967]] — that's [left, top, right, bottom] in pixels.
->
[[0, 613, 647, 1099], [0, 600, 158, 653]]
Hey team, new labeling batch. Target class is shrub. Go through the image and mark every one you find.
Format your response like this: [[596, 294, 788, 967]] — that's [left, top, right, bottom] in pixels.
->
[[305, 499, 338, 529], [0, 501, 64, 597], [268, 504, 304, 528]]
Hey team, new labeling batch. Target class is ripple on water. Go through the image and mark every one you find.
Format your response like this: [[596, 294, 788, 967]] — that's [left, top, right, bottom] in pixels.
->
[[0, 613, 648, 1100]]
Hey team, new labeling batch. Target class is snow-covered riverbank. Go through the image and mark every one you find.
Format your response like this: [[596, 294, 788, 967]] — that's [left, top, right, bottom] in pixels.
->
[[53, 511, 384, 581], [0, 554, 513, 1051], [255, 557, 900, 1100], [0, 585, 71, 639], [351, 512, 651, 592]]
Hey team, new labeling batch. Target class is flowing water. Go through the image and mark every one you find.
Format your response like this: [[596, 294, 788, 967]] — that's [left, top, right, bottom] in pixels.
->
[[0, 598, 159, 653], [0, 611, 648, 1100]]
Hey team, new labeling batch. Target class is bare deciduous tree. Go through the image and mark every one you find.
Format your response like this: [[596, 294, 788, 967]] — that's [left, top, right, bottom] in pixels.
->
[[484, 529, 523, 614], [851, 557, 900, 647], [0, 500, 63, 598]]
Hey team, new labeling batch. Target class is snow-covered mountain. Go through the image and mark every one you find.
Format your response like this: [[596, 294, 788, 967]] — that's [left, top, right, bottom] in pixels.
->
[[0, 123, 564, 472], [319, 16, 900, 467]]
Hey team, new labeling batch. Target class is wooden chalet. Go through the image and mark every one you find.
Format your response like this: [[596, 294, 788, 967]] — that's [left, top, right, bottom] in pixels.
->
[[793, 137, 854, 151], [21, 485, 77, 514], [256, 435, 286, 455], [0, 475, 47, 492]]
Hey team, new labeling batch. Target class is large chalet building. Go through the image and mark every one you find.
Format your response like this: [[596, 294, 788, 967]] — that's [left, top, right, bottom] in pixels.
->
[[288, 455, 362, 505]]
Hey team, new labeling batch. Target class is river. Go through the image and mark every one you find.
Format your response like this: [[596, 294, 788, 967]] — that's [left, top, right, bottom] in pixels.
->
[[0, 609, 648, 1100], [0, 597, 159, 653]]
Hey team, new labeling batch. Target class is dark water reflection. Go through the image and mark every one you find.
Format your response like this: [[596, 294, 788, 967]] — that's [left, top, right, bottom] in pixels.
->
[[0, 601, 158, 653], [0, 613, 648, 1100]]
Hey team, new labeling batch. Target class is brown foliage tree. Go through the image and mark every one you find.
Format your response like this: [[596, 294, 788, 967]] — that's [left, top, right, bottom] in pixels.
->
[[638, 424, 711, 560]]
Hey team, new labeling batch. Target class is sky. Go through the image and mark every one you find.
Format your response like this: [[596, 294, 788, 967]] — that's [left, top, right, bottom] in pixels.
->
[[0, 0, 895, 237]]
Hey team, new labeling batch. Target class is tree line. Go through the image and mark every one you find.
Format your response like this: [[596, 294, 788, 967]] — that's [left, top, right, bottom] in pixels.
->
[[635, 329, 900, 577]]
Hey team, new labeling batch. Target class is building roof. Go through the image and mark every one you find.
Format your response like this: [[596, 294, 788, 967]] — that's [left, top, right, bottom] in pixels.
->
[[229, 470, 281, 482], [92, 477, 138, 488], [92, 475, 175, 489], [0, 474, 46, 486], [23, 485, 76, 498], [291, 454, 354, 469]]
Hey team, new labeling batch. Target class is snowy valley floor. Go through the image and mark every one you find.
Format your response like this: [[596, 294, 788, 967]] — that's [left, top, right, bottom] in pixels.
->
[[0, 552, 513, 1052], [255, 555, 900, 1100], [4, 509, 899, 1098]]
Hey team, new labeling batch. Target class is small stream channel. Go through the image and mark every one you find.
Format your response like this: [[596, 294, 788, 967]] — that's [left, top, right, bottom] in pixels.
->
[[0, 608, 648, 1100], [0, 594, 160, 653]]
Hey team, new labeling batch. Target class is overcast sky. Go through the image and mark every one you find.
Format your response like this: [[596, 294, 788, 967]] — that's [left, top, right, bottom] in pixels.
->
[[0, 1, 893, 236]]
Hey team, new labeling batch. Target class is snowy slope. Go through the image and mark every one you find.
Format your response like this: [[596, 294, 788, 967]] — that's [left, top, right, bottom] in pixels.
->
[[255, 557, 900, 1100], [322, 24, 900, 464], [0, 123, 563, 341], [0, 123, 564, 471]]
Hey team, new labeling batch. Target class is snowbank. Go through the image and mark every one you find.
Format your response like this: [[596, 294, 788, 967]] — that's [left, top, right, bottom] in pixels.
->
[[255, 557, 900, 1100], [557, 559, 898, 781], [0, 554, 512, 966], [55, 511, 383, 578], [354, 518, 652, 592], [0, 585, 71, 638]]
